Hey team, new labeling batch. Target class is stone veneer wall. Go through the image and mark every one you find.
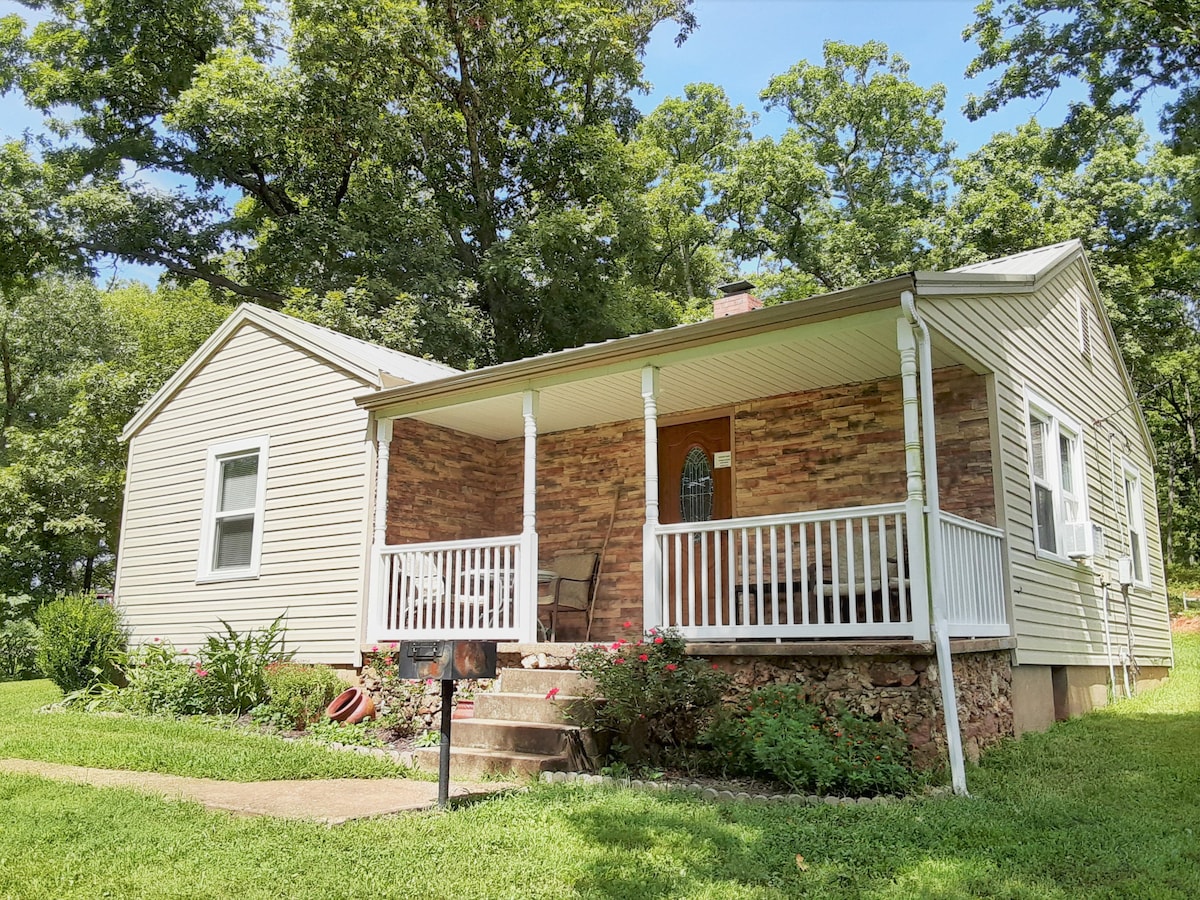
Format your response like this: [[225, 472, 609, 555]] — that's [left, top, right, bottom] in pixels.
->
[[714, 648, 1014, 766], [734, 366, 994, 525], [502, 643, 1015, 769], [386, 418, 519, 544], [388, 366, 994, 639]]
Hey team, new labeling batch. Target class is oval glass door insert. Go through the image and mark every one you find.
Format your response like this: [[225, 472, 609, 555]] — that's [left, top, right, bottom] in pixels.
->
[[680, 446, 714, 522]]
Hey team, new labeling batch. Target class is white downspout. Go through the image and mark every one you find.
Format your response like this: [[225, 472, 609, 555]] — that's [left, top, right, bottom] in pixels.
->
[[902, 289, 968, 797], [1101, 579, 1117, 698], [521, 390, 540, 643]]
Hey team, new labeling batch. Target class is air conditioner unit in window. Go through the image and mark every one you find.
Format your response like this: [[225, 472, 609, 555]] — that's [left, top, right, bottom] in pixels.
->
[[1062, 520, 1096, 560]]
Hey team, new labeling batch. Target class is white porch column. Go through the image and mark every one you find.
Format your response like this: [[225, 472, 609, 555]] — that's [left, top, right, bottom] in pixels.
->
[[897, 320, 931, 642], [520, 390, 539, 642], [642, 366, 662, 630], [369, 418, 394, 641]]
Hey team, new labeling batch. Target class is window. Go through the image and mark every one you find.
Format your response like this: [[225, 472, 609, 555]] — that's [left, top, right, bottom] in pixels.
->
[[1123, 462, 1149, 585], [198, 436, 269, 581], [1026, 393, 1086, 559]]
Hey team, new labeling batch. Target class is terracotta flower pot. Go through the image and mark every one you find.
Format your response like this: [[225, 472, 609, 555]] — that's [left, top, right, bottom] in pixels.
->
[[326, 687, 376, 724], [452, 700, 475, 720]]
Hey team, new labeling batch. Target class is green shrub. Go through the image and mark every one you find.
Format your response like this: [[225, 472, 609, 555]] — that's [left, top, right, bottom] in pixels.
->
[[197, 615, 293, 714], [704, 685, 915, 796], [34, 594, 127, 692], [120, 640, 210, 716], [1167, 563, 1200, 615], [574, 626, 728, 766], [262, 663, 343, 729], [0, 618, 40, 681]]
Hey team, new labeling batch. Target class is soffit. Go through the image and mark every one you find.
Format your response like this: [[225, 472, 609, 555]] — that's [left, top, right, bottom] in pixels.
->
[[407, 311, 963, 441]]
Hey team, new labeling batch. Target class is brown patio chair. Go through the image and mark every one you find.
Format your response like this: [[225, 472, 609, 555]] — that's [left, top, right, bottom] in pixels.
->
[[537, 551, 600, 641]]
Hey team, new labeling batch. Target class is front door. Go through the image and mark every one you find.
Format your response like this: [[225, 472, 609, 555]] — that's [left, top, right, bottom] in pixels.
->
[[657, 418, 732, 629], [658, 417, 732, 526]]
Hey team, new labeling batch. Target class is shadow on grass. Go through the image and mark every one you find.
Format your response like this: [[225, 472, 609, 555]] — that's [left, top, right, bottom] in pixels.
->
[[554, 711, 1200, 898]]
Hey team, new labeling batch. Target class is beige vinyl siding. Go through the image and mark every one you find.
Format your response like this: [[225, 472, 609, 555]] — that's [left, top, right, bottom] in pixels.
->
[[114, 322, 374, 664], [923, 261, 1172, 667]]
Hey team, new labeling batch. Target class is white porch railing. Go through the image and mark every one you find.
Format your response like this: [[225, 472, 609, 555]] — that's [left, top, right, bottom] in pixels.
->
[[372, 535, 525, 641], [655, 503, 1011, 642], [655, 503, 919, 640], [940, 512, 1009, 637]]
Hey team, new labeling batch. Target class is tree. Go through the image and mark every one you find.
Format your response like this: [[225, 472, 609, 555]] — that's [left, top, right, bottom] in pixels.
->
[[964, 0, 1200, 155], [721, 41, 953, 299], [936, 117, 1200, 561], [2, 0, 698, 362], [0, 279, 230, 596], [634, 83, 754, 312]]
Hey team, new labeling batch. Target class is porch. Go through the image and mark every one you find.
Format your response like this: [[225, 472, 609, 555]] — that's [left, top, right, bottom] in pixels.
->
[[366, 502, 1008, 644], [359, 288, 1013, 649]]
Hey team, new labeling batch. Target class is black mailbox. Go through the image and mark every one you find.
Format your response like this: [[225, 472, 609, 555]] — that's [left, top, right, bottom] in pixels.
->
[[398, 640, 497, 681]]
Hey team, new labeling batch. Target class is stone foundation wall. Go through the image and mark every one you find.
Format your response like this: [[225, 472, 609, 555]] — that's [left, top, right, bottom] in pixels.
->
[[506, 644, 1014, 769], [713, 649, 1013, 766]]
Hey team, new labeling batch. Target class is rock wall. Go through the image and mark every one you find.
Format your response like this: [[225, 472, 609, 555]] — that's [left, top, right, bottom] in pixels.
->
[[713, 649, 1014, 767]]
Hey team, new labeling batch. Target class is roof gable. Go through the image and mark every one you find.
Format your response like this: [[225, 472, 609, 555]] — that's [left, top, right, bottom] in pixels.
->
[[121, 304, 460, 441], [919, 241, 1156, 463]]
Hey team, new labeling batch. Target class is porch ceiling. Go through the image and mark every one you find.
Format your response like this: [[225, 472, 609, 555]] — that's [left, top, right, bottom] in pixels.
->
[[405, 310, 966, 440]]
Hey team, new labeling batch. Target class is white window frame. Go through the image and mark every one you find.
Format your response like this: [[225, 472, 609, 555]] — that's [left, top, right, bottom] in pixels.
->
[[1024, 390, 1088, 563], [197, 435, 270, 583], [1121, 459, 1150, 588]]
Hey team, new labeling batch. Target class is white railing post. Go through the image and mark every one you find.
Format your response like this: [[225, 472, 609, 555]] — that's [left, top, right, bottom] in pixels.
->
[[642, 366, 662, 631], [897, 318, 931, 642], [368, 417, 393, 642], [521, 390, 539, 642]]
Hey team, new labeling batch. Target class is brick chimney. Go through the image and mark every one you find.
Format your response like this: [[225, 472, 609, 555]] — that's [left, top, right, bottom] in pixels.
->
[[713, 280, 763, 318]]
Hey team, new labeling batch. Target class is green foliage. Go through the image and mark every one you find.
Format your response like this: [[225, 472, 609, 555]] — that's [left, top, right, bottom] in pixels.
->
[[0, 595, 39, 682], [964, 0, 1200, 156], [261, 662, 343, 730], [119, 640, 209, 717], [722, 40, 952, 297], [196, 615, 294, 714], [0, 618, 39, 681], [302, 717, 387, 748], [1167, 563, 1200, 614], [705, 686, 915, 797], [3, 639, 1200, 897], [574, 627, 728, 765], [33, 594, 126, 692], [0, 278, 231, 598], [413, 729, 441, 748], [3, 0, 699, 362]]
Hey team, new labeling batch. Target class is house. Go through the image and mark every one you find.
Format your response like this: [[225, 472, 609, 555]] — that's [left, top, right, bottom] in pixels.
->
[[113, 304, 459, 663], [114, 240, 1173, 777]]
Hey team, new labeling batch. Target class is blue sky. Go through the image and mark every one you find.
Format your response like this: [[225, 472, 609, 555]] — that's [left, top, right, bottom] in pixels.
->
[[637, 0, 1095, 153]]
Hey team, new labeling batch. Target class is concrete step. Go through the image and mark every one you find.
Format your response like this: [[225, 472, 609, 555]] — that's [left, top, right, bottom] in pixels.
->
[[499, 667, 592, 696], [449, 718, 579, 756], [413, 746, 572, 779], [475, 691, 594, 725]]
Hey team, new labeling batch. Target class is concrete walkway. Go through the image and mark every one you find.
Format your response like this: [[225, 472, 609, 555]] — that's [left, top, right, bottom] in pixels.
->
[[0, 758, 518, 824]]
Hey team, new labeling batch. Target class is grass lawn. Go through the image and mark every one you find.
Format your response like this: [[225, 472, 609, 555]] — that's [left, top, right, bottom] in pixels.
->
[[0, 680, 407, 781], [0, 637, 1198, 899]]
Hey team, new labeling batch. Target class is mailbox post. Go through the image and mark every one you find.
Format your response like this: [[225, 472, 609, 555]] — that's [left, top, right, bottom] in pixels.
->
[[398, 640, 498, 808]]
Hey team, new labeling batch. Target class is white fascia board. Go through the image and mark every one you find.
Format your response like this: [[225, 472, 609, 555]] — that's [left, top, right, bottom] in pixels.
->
[[914, 272, 1038, 295]]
